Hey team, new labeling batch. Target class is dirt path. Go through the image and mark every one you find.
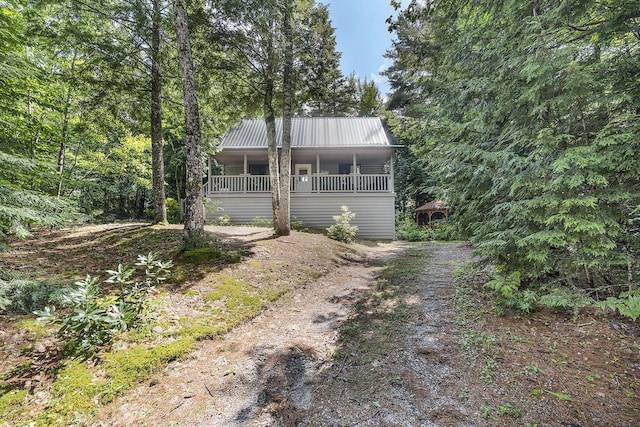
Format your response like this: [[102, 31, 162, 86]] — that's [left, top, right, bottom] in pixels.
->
[[98, 241, 475, 427], [96, 236, 408, 427], [276, 242, 477, 426]]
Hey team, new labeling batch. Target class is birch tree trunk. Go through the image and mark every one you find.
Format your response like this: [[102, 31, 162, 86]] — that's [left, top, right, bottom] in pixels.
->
[[151, 0, 167, 224], [174, 0, 205, 247]]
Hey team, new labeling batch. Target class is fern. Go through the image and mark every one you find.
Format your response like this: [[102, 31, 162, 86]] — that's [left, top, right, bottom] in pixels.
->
[[484, 269, 538, 314], [539, 286, 593, 316], [596, 290, 640, 321]]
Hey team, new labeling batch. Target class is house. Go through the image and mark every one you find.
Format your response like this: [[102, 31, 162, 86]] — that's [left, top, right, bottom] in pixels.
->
[[205, 117, 399, 239]]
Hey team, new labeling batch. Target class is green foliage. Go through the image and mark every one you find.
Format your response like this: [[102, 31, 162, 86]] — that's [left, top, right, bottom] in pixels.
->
[[0, 388, 28, 422], [166, 197, 181, 224], [484, 269, 538, 314], [538, 286, 594, 316], [101, 339, 194, 403], [250, 216, 273, 227], [291, 216, 305, 231], [327, 205, 358, 243], [396, 216, 433, 241], [35, 253, 172, 354], [596, 289, 640, 321], [215, 214, 231, 226], [0, 268, 74, 314], [386, 0, 640, 305]]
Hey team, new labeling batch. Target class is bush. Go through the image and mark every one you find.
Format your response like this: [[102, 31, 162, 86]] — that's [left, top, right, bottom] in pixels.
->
[[215, 214, 231, 226], [327, 206, 358, 243], [596, 289, 640, 321], [35, 253, 173, 354], [396, 217, 433, 241], [250, 217, 273, 227], [484, 269, 538, 314], [0, 268, 75, 314], [166, 198, 181, 224]]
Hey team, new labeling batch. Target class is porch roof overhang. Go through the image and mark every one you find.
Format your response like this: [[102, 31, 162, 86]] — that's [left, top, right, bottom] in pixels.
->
[[212, 145, 397, 166]]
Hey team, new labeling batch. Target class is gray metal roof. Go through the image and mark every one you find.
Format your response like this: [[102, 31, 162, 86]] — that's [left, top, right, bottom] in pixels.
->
[[219, 117, 394, 149]]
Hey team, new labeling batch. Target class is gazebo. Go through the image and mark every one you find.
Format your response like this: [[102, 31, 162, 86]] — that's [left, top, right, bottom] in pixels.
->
[[415, 200, 449, 226]]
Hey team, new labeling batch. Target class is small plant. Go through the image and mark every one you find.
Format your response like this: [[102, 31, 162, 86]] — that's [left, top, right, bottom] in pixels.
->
[[484, 268, 538, 314], [35, 253, 172, 354], [250, 216, 273, 227], [327, 205, 358, 243], [539, 286, 593, 317], [596, 289, 640, 321], [215, 214, 231, 226], [0, 267, 75, 314]]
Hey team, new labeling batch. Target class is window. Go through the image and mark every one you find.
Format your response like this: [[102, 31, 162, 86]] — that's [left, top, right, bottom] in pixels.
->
[[249, 164, 268, 175], [339, 164, 361, 174]]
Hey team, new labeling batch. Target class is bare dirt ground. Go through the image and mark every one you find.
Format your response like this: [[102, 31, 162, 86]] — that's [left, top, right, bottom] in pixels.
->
[[1, 224, 639, 426]]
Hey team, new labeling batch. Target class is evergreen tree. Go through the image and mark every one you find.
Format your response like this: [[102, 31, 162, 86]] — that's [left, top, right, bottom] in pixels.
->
[[387, 0, 640, 294]]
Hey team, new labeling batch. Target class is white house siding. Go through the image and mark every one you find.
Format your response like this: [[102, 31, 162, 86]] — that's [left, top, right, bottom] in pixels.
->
[[206, 193, 396, 240]]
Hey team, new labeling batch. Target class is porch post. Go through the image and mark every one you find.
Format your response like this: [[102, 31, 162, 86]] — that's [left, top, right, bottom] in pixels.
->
[[206, 155, 211, 195], [316, 152, 320, 193], [389, 154, 395, 193], [243, 153, 247, 193], [352, 152, 357, 193]]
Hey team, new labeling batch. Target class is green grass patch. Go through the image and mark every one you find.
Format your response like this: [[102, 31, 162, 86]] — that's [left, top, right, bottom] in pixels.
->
[[16, 318, 52, 339], [204, 277, 264, 316], [34, 338, 194, 426], [37, 359, 102, 426], [102, 338, 194, 402], [0, 388, 28, 423]]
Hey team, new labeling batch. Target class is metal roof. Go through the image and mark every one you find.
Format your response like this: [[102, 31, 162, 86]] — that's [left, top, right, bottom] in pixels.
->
[[218, 117, 394, 149]]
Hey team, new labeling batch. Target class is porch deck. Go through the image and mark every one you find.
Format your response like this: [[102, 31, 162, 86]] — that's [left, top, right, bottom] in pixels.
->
[[205, 174, 392, 194]]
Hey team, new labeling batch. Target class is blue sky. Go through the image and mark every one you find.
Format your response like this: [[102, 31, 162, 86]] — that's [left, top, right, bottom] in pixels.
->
[[325, 0, 397, 96]]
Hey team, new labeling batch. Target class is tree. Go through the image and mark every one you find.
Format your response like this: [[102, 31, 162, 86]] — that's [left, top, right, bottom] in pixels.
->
[[174, 0, 205, 247], [151, 0, 167, 224], [213, 0, 347, 234], [358, 77, 382, 116], [278, 0, 294, 236], [386, 0, 640, 298]]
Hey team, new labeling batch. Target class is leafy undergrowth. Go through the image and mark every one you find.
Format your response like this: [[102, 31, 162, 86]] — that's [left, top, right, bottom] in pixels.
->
[[453, 266, 640, 426], [0, 223, 345, 426]]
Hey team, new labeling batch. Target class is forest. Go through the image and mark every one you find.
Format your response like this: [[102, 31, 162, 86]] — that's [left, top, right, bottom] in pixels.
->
[[0, 0, 383, 242], [385, 0, 640, 319]]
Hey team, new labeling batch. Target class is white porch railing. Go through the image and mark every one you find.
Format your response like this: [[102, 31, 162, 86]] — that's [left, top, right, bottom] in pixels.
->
[[206, 174, 391, 194]]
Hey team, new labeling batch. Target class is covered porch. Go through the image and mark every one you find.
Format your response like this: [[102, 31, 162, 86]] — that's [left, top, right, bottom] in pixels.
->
[[206, 147, 395, 195]]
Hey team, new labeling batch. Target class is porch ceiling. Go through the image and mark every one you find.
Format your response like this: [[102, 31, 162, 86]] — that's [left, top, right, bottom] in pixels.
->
[[213, 147, 393, 166]]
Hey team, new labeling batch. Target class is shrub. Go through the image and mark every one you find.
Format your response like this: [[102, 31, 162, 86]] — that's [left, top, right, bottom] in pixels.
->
[[250, 216, 273, 227], [0, 268, 75, 314], [35, 253, 173, 354], [484, 269, 538, 314], [596, 289, 640, 321], [166, 197, 181, 224], [396, 216, 433, 241], [215, 214, 231, 226], [539, 286, 593, 317], [327, 206, 358, 243]]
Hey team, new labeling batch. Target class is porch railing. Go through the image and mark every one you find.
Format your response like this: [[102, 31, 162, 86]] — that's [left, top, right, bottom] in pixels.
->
[[206, 174, 391, 194]]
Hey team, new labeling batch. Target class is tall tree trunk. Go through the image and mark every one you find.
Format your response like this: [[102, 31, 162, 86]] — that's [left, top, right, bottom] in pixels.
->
[[277, 0, 294, 236], [151, 0, 167, 224], [174, 0, 205, 248], [264, 29, 281, 231], [57, 51, 77, 197]]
